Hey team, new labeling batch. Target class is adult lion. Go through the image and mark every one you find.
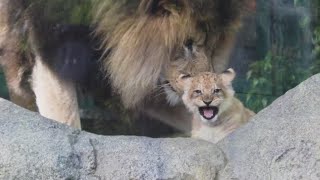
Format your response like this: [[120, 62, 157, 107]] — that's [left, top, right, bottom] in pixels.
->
[[0, 0, 254, 131]]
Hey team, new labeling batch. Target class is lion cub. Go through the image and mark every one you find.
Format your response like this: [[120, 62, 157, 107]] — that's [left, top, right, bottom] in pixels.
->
[[179, 69, 255, 143]]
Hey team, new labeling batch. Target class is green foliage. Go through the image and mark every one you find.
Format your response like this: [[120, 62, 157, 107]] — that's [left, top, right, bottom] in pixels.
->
[[244, 0, 319, 112], [246, 23, 320, 112], [30, 0, 93, 25], [245, 52, 311, 112], [0, 69, 9, 99], [69, 1, 92, 24], [245, 53, 274, 112], [312, 27, 320, 74]]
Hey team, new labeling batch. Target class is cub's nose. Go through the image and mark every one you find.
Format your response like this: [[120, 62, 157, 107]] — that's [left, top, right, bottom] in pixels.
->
[[203, 100, 212, 106]]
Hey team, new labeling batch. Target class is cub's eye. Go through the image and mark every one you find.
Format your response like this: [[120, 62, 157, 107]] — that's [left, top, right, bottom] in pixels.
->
[[213, 89, 221, 94], [194, 90, 202, 94], [185, 39, 193, 51]]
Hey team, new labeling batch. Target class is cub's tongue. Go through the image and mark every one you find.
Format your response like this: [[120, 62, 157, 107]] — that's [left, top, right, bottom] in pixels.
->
[[199, 106, 219, 120], [203, 108, 214, 119]]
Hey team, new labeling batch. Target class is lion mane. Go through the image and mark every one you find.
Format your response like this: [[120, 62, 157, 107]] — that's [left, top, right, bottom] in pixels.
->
[[0, 0, 255, 129], [92, 0, 254, 108]]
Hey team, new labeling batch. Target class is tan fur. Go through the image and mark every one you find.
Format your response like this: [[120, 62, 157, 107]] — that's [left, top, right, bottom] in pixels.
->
[[93, 0, 254, 108], [32, 56, 81, 128], [180, 69, 255, 143], [0, 1, 36, 111]]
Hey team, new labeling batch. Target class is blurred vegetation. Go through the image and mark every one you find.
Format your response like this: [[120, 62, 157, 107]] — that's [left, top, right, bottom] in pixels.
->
[[245, 51, 313, 112], [243, 0, 320, 112], [30, 0, 93, 25], [0, 68, 9, 100], [312, 27, 320, 74]]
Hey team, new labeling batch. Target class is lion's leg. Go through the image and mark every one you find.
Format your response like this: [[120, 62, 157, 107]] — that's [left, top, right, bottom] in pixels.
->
[[6, 82, 37, 112], [0, 4, 36, 111], [31, 56, 81, 129], [1, 52, 36, 111]]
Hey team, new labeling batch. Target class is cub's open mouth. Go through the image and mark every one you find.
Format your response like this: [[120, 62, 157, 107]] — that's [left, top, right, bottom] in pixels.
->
[[199, 106, 219, 120]]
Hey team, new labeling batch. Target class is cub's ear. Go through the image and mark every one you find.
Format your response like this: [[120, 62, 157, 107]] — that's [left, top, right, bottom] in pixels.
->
[[139, 0, 184, 16], [220, 68, 236, 86]]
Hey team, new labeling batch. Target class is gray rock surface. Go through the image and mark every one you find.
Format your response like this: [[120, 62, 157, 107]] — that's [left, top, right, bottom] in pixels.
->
[[2, 73, 320, 180], [0, 99, 225, 180], [218, 74, 320, 180]]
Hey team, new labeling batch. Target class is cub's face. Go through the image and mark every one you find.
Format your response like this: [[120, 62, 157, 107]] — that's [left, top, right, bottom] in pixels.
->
[[180, 69, 235, 123], [161, 39, 213, 105]]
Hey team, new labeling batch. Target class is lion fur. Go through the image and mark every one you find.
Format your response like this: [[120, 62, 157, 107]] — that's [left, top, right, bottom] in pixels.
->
[[93, 0, 253, 108]]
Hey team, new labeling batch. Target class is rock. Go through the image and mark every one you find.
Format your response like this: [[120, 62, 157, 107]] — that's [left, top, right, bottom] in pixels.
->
[[218, 74, 320, 180], [2, 73, 320, 180], [0, 98, 225, 180]]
